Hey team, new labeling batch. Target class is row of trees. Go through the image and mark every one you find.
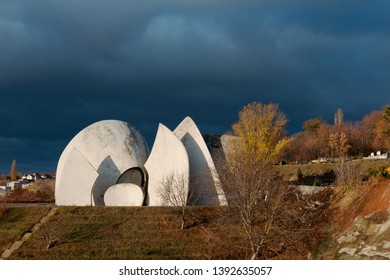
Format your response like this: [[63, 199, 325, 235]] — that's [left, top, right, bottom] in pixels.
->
[[286, 106, 390, 162], [224, 102, 390, 259], [158, 102, 390, 259]]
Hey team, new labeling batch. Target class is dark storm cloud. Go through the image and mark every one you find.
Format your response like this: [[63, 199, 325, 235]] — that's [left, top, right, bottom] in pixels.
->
[[1, 0, 389, 173]]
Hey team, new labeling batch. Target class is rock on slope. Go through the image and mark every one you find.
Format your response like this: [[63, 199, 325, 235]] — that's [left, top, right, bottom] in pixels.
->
[[318, 179, 390, 260]]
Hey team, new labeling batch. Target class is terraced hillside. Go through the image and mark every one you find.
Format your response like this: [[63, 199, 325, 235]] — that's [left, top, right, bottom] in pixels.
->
[[6, 207, 251, 260]]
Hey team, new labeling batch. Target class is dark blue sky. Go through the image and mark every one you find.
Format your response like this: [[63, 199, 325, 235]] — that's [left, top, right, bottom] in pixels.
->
[[1, 0, 389, 173]]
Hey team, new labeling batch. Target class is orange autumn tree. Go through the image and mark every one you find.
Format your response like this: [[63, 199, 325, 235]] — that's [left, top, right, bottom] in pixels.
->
[[374, 105, 390, 152]]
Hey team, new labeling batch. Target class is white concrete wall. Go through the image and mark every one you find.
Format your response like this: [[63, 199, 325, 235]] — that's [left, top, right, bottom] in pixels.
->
[[145, 124, 190, 206], [56, 147, 99, 206], [174, 117, 227, 206]]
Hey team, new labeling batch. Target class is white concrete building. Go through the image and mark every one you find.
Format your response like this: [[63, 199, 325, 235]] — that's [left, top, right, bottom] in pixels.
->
[[174, 117, 227, 206], [145, 124, 190, 206], [55, 120, 149, 206], [55, 117, 228, 207]]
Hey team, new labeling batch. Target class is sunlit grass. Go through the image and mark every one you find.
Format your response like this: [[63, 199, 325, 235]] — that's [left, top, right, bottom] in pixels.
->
[[0, 207, 50, 252]]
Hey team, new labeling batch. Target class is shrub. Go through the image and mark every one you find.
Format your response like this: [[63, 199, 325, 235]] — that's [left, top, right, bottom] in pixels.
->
[[296, 168, 303, 183], [378, 167, 390, 178], [335, 161, 362, 192]]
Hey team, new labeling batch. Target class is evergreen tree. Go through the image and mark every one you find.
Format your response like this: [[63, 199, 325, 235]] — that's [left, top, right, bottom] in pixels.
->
[[334, 108, 344, 125], [10, 160, 17, 181]]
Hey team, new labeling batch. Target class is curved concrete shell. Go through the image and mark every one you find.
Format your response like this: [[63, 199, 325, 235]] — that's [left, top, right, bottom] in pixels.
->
[[220, 134, 240, 165], [56, 147, 99, 206], [117, 167, 148, 205], [174, 117, 227, 206], [104, 183, 144, 206], [55, 120, 149, 206], [145, 124, 190, 206]]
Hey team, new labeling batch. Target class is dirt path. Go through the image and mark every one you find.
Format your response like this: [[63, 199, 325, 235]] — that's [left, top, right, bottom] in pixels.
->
[[0, 207, 58, 260]]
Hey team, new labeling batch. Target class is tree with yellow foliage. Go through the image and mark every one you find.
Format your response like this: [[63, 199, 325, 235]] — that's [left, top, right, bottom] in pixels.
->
[[231, 102, 291, 163], [217, 102, 304, 260]]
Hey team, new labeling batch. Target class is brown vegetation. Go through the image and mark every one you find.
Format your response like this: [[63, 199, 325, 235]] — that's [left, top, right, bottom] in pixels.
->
[[285, 105, 390, 163], [5, 206, 313, 260], [2, 180, 55, 203], [215, 102, 311, 260], [3, 177, 389, 260], [218, 159, 307, 259], [157, 174, 198, 230], [359, 178, 390, 217]]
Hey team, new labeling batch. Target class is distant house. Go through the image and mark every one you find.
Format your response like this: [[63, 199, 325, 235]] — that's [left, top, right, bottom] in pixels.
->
[[364, 151, 389, 160], [6, 181, 18, 189], [7, 180, 31, 190], [22, 172, 44, 181]]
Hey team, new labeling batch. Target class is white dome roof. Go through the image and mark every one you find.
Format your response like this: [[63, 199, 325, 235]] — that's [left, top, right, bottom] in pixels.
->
[[55, 120, 149, 206]]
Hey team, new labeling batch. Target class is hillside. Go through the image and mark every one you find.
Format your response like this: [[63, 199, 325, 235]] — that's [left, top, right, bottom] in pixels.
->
[[1, 177, 390, 260], [275, 160, 390, 183], [314, 178, 390, 260], [4, 207, 248, 260]]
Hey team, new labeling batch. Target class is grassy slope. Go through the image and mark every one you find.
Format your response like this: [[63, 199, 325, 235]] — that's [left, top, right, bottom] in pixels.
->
[[0, 207, 50, 252], [275, 159, 390, 178], [9, 207, 249, 260], [4, 160, 389, 260]]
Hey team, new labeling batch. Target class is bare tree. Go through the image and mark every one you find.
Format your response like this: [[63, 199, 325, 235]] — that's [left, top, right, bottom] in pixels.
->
[[158, 173, 198, 230], [334, 161, 362, 193], [217, 154, 303, 259], [329, 131, 351, 160], [40, 222, 61, 250], [216, 102, 306, 259]]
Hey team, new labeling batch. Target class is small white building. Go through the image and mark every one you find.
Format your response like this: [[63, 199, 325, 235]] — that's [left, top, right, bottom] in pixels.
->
[[364, 151, 389, 160], [7, 181, 18, 189], [6, 180, 31, 190]]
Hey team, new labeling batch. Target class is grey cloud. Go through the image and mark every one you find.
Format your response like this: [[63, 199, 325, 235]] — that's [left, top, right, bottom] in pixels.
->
[[1, 1, 390, 173]]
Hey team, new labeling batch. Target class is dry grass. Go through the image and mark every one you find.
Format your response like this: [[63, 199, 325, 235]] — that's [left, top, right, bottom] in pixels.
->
[[9, 207, 229, 260], [8, 168, 387, 260], [7, 206, 312, 260], [328, 177, 386, 234], [275, 159, 390, 179], [0, 207, 50, 253]]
